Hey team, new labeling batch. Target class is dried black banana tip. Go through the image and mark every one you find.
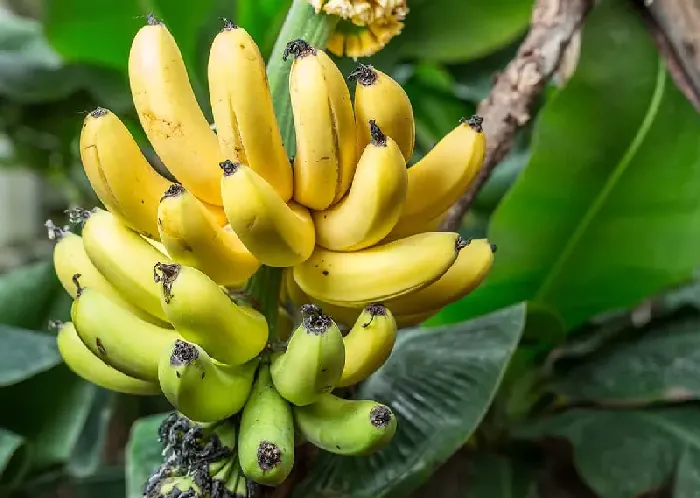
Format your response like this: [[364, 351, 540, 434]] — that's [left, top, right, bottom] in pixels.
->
[[283, 39, 315, 61], [65, 207, 93, 225], [48, 320, 64, 331], [89, 107, 109, 118], [72, 273, 84, 297], [170, 340, 199, 366], [257, 441, 282, 471], [369, 120, 387, 147], [348, 63, 378, 86], [154, 262, 181, 302], [455, 236, 471, 251], [146, 13, 162, 26], [460, 114, 484, 133], [366, 303, 387, 317], [300, 303, 333, 335], [163, 183, 186, 200], [220, 17, 238, 30], [369, 405, 393, 429], [45, 219, 68, 242], [490, 243, 497, 254], [219, 159, 240, 176]]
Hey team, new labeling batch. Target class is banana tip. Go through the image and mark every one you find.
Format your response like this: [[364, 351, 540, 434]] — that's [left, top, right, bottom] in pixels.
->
[[88, 107, 109, 119], [300, 304, 333, 335], [369, 405, 393, 429], [153, 262, 181, 302], [460, 115, 484, 133], [455, 236, 471, 251], [283, 39, 315, 61], [219, 159, 241, 176], [170, 340, 199, 366], [162, 183, 186, 200], [369, 120, 387, 147], [220, 17, 238, 30], [257, 441, 282, 471], [348, 63, 378, 86]]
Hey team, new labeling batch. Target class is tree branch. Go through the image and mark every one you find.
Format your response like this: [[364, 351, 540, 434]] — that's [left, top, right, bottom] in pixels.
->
[[441, 0, 594, 232]]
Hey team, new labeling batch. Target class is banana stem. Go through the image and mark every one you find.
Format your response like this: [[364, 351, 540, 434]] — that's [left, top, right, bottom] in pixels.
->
[[247, 266, 283, 341], [266, 0, 339, 158]]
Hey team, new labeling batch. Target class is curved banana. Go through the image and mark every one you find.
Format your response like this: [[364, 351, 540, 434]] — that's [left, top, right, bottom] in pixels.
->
[[79, 208, 171, 321], [270, 304, 345, 406], [383, 209, 448, 243], [158, 339, 258, 423], [238, 364, 294, 486], [154, 263, 268, 365], [313, 121, 407, 251], [128, 15, 224, 205], [49, 222, 166, 326], [157, 184, 261, 287], [294, 393, 397, 455], [349, 63, 415, 161], [220, 160, 315, 267], [71, 283, 180, 381], [285, 39, 356, 209], [338, 304, 397, 387], [55, 321, 160, 395], [80, 107, 171, 240], [293, 232, 463, 307], [384, 238, 496, 315], [397, 115, 485, 225], [208, 21, 292, 201]]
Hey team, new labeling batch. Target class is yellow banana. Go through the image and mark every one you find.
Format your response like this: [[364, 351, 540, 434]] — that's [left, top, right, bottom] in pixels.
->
[[349, 63, 415, 161], [78, 208, 171, 322], [48, 222, 166, 326], [293, 231, 463, 307], [238, 364, 294, 486], [384, 238, 496, 315], [158, 339, 258, 423], [270, 304, 345, 406], [157, 184, 260, 287], [220, 160, 315, 267], [285, 39, 356, 209], [338, 304, 397, 387], [128, 15, 224, 205], [208, 21, 292, 201], [80, 107, 170, 240], [397, 115, 486, 224], [294, 393, 397, 455], [383, 208, 448, 243], [55, 321, 160, 395], [154, 263, 268, 365], [313, 121, 407, 251], [71, 283, 180, 381]]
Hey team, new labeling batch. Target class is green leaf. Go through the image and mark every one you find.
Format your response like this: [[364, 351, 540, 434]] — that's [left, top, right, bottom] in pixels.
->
[[293, 304, 526, 498], [0, 326, 61, 386], [0, 260, 62, 330], [518, 407, 700, 498], [73, 466, 127, 498], [467, 453, 539, 498], [125, 412, 171, 498], [439, 0, 700, 328], [675, 448, 700, 498], [395, 0, 533, 63], [0, 429, 27, 485], [552, 312, 700, 404], [67, 389, 117, 478], [237, 0, 293, 59]]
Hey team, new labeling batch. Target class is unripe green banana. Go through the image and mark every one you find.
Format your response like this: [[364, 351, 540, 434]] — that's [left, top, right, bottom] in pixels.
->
[[270, 304, 345, 406], [238, 363, 294, 486], [294, 393, 397, 455], [158, 339, 259, 423], [154, 263, 268, 365]]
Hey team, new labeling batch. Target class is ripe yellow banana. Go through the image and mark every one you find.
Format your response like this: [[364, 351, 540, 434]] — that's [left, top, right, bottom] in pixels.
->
[[220, 160, 315, 267], [157, 184, 260, 287], [313, 121, 407, 251], [397, 116, 486, 224], [349, 63, 415, 161], [338, 304, 397, 387], [128, 15, 224, 205], [285, 39, 356, 209], [208, 21, 292, 201], [270, 304, 345, 406], [80, 107, 169, 240], [48, 222, 166, 326], [71, 283, 180, 381], [238, 363, 294, 486], [154, 263, 268, 365], [383, 208, 448, 243], [293, 232, 463, 307], [384, 238, 496, 315], [79, 208, 171, 321], [55, 321, 160, 395], [294, 393, 397, 455], [158, 339, 258, 423]]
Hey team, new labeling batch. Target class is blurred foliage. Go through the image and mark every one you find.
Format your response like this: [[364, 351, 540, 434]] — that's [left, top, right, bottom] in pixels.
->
[[0, 0, 699, 497]]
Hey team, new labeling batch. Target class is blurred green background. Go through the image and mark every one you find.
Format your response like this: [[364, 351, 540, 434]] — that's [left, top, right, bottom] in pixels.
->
[[2, 0, 700, 497]]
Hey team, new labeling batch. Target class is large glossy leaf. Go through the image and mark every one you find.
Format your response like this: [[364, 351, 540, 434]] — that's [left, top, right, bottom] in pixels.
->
[[125, 412, 171, 498], [552, 312, 700, 403], [293, 304, 526, 498], [0, 326, 61, 386], [393, 0, 532, 63], [0, 428, 27, 484], [0, 260, 62, 330], [467, 454, 539, 498], [437, 0, 700, 329], [67, 388, 117, 478], [675, 448, 700, 498], [518, 407, 700, 498]]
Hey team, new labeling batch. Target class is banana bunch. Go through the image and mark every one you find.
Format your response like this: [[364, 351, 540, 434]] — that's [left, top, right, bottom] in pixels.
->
[[46, 15, 498, 491]]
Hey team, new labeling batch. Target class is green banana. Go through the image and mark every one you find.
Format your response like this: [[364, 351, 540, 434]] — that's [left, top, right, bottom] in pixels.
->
[[158, 339, 258, 423], [270, 304, 345, 406], [294, 393, 397, 455], [238, 363, 294, 486]]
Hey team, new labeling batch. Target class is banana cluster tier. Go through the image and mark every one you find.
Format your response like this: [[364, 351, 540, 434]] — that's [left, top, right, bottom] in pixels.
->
[[48, 16, 496, 494]]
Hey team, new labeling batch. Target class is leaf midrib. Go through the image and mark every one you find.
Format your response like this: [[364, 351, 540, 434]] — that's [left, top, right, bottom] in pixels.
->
[[534, 56, 666, 301]]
